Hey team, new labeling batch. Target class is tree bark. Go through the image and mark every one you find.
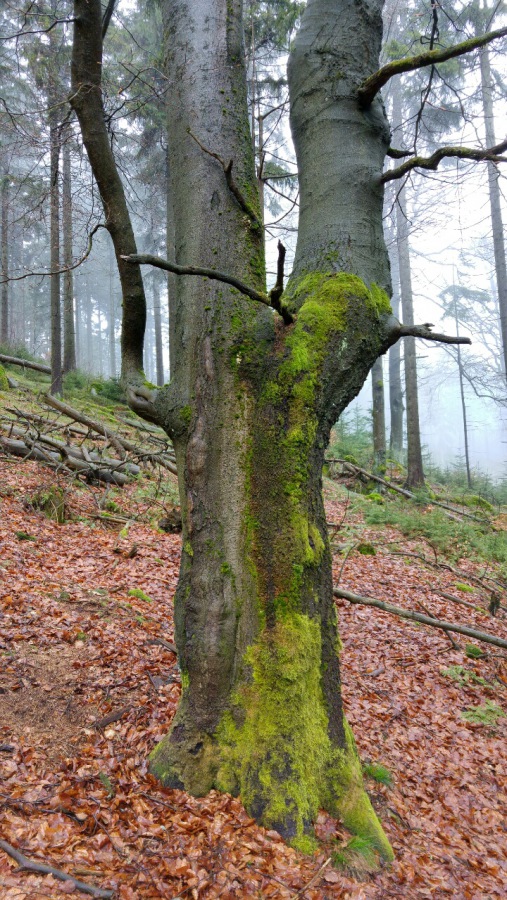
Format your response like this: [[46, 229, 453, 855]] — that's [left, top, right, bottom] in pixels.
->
[[371, 357, 386, 474], [480, 44, 507, 381], [62, 127, 77, 373], [147, 0, 394, 859]]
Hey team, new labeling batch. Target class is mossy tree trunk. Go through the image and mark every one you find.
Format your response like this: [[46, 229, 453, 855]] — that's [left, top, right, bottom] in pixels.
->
[[148, 0, 395, 858]]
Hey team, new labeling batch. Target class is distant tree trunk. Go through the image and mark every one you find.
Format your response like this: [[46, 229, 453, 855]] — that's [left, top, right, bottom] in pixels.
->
[[62, 129, 77, 373], [388, 242, 404, 460], [480, 45, 507, 381], [165, 155, 176, 377], [49, 112, 62, 395], [75, 282, 81, 368], [153, 276, 164, 386], [71, 0, 147, 397], [392, 79, 424, 488], [85, 274, 93, 372], [371, 357, 386, 474], [108, 240, 116, 377], [1, 174, 8, 345], [454, 300, 472, 488], [396, 186, 424, 488]]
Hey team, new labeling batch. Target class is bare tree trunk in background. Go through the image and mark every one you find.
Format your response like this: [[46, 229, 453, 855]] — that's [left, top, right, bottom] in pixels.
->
[[371, 356, 386, 474], [153, 275, 164, 386], [392, 78, 424, 488], [1, 174, 8, 345], [454, 297, 472, 488], [108, 240, 116, 377], [71, 0, 148, 401], [396, 186, 424, 488], [49, 111, 62, 394], [480, 44, 507, 381], [165, 155, 176, 378], [62, 127, 77, 372], [388, 235, 404, 460]]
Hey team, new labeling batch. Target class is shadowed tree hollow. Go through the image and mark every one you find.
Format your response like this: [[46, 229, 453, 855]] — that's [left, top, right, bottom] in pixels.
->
[[70, 0, 493, 858]]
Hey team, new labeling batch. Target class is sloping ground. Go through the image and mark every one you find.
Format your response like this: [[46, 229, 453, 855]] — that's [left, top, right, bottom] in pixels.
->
[[0, 458, 506, 898]]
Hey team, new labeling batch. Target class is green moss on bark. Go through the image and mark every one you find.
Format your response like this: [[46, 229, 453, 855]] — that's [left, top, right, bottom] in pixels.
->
[[215, 612, 393, 859]]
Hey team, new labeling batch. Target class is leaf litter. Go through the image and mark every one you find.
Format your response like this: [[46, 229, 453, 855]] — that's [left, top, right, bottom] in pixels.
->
[[0, 462, 506, 899]]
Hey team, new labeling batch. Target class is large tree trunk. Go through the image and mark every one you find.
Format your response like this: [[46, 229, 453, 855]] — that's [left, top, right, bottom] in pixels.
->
[[62, 128, 77, 373], [480, 44, 507, 381], [149, 0, 393, 859]]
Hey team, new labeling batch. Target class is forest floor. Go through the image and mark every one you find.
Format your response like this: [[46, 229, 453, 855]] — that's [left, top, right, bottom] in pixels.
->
[[0, 387, 507, 899]]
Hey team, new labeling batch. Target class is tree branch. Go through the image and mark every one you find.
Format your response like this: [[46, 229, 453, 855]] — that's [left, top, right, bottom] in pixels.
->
[[333, 588, 507, 649], [122, 253, 294, 321], [101, 0, 116, 38], [187, 129, 262, 230], [0, 839, 114, 898], [268, 242, 293, 324], [397, 323, 472, 345], [382, 139, 507, 183], [358, 25, 507, 107]]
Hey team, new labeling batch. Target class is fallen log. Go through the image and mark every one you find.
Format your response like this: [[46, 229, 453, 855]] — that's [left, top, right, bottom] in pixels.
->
[[43, 394, 178, 475], [3, 424, 141, 475], [0, 434, 130, 485], [0, 353, 51, 374], [0, 838, 114, 899], [334, 586, 507, 649], [329, 458, 489, 524]]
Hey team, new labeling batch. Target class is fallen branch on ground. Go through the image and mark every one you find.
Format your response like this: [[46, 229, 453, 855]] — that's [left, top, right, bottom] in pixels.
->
[[0, 434, 130, 485], [43, 394, 177, 475], [328, 458, 489, 523], [0, 839, 114, 899], [334, 587, 507, 649], [0, 353, 51, 374]]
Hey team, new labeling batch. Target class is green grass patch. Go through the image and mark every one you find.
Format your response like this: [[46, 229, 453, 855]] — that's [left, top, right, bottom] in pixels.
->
[[128, 588, 153, 603], [362, 762, 393, 786], [461, 701, 505, 726]]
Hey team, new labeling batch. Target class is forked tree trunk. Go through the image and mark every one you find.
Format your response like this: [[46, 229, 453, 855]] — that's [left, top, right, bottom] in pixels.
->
[[148, 0, 393, 858]]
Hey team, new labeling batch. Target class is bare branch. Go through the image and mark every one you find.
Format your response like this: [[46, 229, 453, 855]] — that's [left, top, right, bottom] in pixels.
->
[[334, 588, 507, 649], [122, 253, 267, 307], [0, 223, 107, 285], [102, 0, 117, 38], [188, 130, 262, 230], [269, 242, 292, 324], [382, 139, 507, 183], [398, 323, 472, 345], [358, 25, 507, 108]]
